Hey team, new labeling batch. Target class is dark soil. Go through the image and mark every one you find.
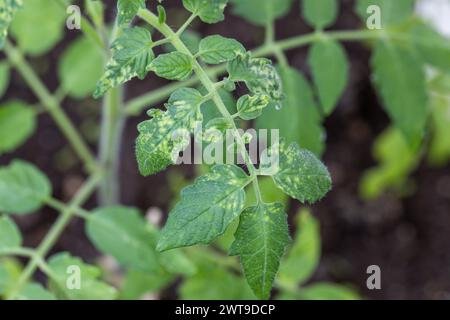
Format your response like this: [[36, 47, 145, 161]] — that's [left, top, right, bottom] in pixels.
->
[[2, 0, 450, 299]]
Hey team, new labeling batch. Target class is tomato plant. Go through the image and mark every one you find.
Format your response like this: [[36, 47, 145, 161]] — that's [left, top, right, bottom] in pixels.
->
[[0, 0, 449, 300]]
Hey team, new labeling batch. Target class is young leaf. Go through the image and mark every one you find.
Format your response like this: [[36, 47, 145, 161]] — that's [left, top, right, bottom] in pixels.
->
[[157, 165, 250, 252], [355, 0, 415, 27], [117, 0, 146, 26], [278, 209, 320, 286], [0, 160, 51, 214], [59, 36, 104, 99], [0, 216, 22, 250], [47, 252, 117, 300], [371, 40, 428, 145], [148, 52, 193, 80], [411, 23, 450, 74], [17, 283, 56, 300], [428, 92, 450, 165], [360, 127, 419, 200], [302, 0, 338, 29], [136, 88, 203, 176], [236, 94, 270, 120], [86, 206, 163, 272], [0, 101, 36, 155], [229, 202, 291, 300], [94, 27, 154, 98], [0, 0, 22, 48], [10, 0, 65, 55], [268, 141, 332, 203], [182, 0, 228, 24], [228, 52, 284, 105], [231, 0, 293, 26], [256, 65, 324, 156], [198, 35, 245, 64], [308, 39, 349, 115]]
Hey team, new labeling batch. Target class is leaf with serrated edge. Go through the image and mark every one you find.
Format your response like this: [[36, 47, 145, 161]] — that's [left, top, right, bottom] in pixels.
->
[[0, 0, 22, 48], [308, 39, 349, 115], [266, 141, 331, 203], [0, 160, 51, 214], [94, 27, 154, 98], [136, 88, 203, 176], [198, 35, 245, 64], [148, 52, 193, 81], [182, 0, 228, 24], [0, 216, 22, 249], [228, 52, 284, 105], [229, 202, 291, 300], [237, 94, 270, 120], [157, 165, 250, 251], [117, 0, 145, 26]]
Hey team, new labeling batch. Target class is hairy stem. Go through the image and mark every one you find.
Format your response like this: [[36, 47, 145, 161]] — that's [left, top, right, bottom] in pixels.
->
[[4, 41, 98, 173], [6, 173, 103, 300], [137, 9, 264, 203]]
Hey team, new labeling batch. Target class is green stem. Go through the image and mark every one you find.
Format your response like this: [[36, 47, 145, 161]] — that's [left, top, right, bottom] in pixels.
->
[[137, 9, 264, 203], [98, 86, 124, 205], [124, 29, 383, 115], [4, 41, 98, 173], [6, 173, 103, 300]]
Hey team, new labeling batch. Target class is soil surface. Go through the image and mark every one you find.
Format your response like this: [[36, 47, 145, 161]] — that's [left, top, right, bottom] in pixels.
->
[[2, 0, 450, 299]]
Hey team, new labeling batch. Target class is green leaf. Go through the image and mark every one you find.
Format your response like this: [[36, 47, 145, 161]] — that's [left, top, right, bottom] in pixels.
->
[[245, 177, 288, 207], [0, 100, 36, 155], [158, 164, 250, 251], [148, 52, 193, 81], [59, 36, 104, 99], [298, 283, 360, 300], [228, 52, 284, 105], [136, 88, 203, 176], [198, 35, 245, 64], [360, 127, 419, 199], [308, 39, 349, 115], [47, 252, 117, 300], [11, 0, 65, 55], [120, 269, 174, 300], [0, 258, 22, 296], [17, 283, 55, 300], [256, 65, 325, 156], [267, 141, 332, 203], [230, 202, 291, 300], [0, 160, 51, 214], [0, 216, 22, 249], [117, 0, 145, 26], [180, 263, 254, 300], [0, 61, 10, 97], [182, 0, 228, 24], [411, 23, 450, 74], [237, 94, 270, 120], [231, 0, 293, 26], [94, 27, 154, 98], [86, 206, 162, 272], [355, 0, 415, 27], [371, 40, 428, 146], [428, 92, 450, 165], [0, 0, 22, 48], [278, 209, 320, 286], [302, 0, 338, 29]]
